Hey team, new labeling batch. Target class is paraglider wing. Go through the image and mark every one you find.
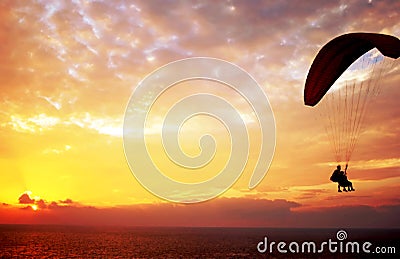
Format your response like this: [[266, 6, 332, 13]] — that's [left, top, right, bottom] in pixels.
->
[[304, 33, 400, 106]]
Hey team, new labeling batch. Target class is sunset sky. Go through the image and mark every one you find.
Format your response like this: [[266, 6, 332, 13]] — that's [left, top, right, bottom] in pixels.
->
[[0, 0, 399, 227]]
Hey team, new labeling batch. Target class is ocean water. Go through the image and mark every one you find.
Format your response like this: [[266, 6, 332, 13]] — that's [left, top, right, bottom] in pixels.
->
[[0, 225, 398, 258]]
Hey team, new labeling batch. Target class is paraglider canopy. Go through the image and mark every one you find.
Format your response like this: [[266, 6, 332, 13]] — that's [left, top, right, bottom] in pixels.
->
[[304, 33, 400, 106]]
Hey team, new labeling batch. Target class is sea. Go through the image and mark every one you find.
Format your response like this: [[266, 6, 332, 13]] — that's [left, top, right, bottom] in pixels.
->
[[0, 225, 398, 258]]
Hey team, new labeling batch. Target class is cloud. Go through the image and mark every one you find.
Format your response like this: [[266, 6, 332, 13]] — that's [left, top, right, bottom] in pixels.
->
[[17, 191, 77, 210], [292, 204, 400, 228], [2, 112, 123, 138], [59, 198, 73, 204], [18, 193, 35, 204], [3, 196, 399, 228], [36, 199, 47, 209], [295, 189, 329, 200]]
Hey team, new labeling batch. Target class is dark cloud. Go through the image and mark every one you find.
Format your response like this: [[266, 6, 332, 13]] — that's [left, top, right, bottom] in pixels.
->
[[324, 195, 372, 201], [36, 199, 47, 209], [17, 192, 76, 210], [59, 198, 73, 204], [48, 201, 58, 209], [18, 193, 35, 204], [2, 197, 399, 228], [292, 204, 400, 228]]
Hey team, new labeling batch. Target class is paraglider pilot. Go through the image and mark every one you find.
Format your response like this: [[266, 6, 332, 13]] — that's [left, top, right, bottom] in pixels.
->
[[330, 164, 355, 192]]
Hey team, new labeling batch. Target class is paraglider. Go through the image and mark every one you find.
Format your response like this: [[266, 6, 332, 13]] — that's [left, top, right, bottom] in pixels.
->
[[304, 33, 400, 191], [330, 164, 355, 192], [305, 33, 400, 106]]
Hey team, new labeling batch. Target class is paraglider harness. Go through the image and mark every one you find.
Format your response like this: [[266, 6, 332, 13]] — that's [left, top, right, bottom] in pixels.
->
[[330, 164, 348, 183]]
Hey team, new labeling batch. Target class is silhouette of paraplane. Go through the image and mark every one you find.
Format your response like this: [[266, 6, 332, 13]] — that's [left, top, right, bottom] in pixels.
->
[[330, 164, 355, 192]]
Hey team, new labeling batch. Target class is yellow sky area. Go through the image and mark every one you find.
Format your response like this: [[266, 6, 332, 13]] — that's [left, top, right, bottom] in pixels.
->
[[147, 115, 232, 184], [1, 73, 399, 207], [0, 79, 264, 206], [144, 80, 262, 185]]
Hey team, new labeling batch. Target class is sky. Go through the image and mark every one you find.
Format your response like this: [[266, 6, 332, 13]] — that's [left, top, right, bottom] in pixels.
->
[[0, 0, 399, 227]]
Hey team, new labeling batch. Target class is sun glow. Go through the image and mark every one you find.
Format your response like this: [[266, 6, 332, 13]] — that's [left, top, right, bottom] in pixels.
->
[[31, 205, 38, 211]]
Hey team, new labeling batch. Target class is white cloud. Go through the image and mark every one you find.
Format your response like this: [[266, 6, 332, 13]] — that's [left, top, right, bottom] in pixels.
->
[[3, 112, 122, 137]]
